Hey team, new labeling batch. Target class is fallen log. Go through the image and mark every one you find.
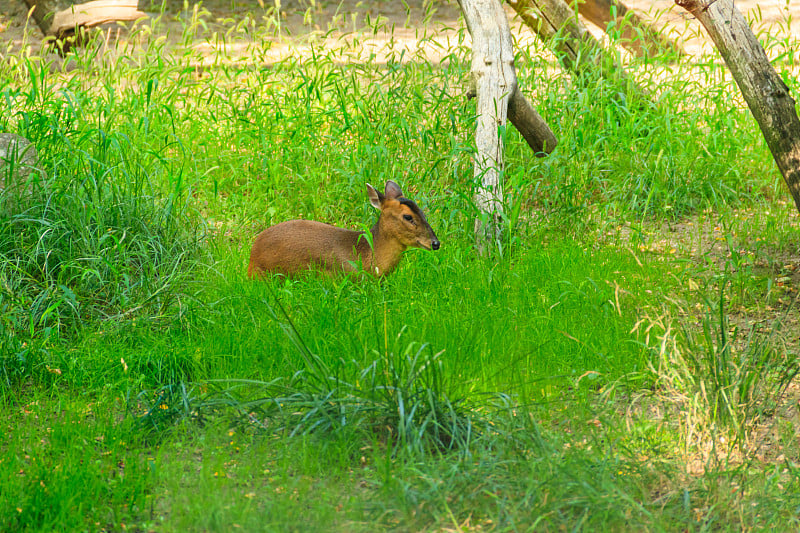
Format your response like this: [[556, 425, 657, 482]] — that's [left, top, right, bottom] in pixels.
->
[[508, 0, 650, 101], [574, 0, 684, 59], [24, 0, 146, 39]]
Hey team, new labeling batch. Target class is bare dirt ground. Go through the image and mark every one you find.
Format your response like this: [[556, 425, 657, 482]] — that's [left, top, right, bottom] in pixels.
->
[[2, 1, 800, 62]]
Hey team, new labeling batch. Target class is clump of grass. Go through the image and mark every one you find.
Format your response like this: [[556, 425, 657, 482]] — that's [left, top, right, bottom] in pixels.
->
[[0, 55, 206, 385], [133, 296, 475, 455], [689, 283, 798, 435], [638, 280, 798, 447]]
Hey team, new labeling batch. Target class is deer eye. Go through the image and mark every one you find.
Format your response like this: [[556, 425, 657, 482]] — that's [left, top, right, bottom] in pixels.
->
[[403, 214, 413, 222]]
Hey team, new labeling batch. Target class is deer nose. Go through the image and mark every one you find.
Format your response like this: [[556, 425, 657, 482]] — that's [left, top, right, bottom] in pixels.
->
[[431, 239, 440, 250]]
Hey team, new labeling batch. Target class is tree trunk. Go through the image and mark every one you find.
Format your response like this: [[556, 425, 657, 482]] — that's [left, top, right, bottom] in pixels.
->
[[508, 0, 649, 101], [675, 0, 800, 214], [24, 0, 146, 38], [458, 0, 557, 252], [574, 0, 684, 59], [459, 0, 513, 251]]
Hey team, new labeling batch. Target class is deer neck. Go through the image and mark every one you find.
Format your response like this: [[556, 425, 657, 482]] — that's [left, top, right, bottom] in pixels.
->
[[356, 222, 407, 277]]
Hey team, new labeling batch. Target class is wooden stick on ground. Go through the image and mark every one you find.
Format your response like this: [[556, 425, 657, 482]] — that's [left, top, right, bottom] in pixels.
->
[[508, 0, 650, 101], [574, 0, 684, 59], [24, 0, 146, 39]]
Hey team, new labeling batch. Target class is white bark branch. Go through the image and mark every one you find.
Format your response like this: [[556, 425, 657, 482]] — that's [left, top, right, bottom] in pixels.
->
[[458, 0, 557, 252]]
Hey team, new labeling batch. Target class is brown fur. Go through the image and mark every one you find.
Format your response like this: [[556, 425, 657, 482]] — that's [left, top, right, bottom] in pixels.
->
[[248, 181, 439, 278]]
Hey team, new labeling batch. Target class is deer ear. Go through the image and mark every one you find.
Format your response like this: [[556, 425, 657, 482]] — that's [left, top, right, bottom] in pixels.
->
[[384, 180, 403, 199], [366, 183, 383, 209]]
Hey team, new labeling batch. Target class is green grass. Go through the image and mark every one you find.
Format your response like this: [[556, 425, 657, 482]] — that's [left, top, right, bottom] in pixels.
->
[[2, 2, 800, 531]]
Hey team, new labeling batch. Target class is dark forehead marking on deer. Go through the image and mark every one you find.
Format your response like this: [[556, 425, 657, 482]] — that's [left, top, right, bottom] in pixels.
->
[[398, 198, 428, 219], [399, 198, 421, 211]]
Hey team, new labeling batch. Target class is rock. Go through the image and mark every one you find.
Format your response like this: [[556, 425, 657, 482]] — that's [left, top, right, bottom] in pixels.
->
[[0, 134, 46, 215], [0, 133, 42, 191]]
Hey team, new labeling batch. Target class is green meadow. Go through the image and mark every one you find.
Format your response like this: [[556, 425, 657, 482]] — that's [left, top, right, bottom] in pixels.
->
[[2, 3, 799, 531]]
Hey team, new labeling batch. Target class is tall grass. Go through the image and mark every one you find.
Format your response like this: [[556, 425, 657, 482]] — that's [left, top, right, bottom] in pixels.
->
[[641, 279, 799, 442], [0, 54, 205, 387]]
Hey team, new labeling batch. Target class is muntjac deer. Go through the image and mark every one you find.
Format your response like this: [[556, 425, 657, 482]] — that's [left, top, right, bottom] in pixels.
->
[[248, 181, 440, 278]]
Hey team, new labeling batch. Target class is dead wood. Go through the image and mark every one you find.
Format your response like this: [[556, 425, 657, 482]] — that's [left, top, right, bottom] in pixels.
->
[[458, 0, 558, 251], [574, 0, 684, 59], [24, 0, 146, 39], [675, 0, 800, 214], [508, 0, 650, 102]]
